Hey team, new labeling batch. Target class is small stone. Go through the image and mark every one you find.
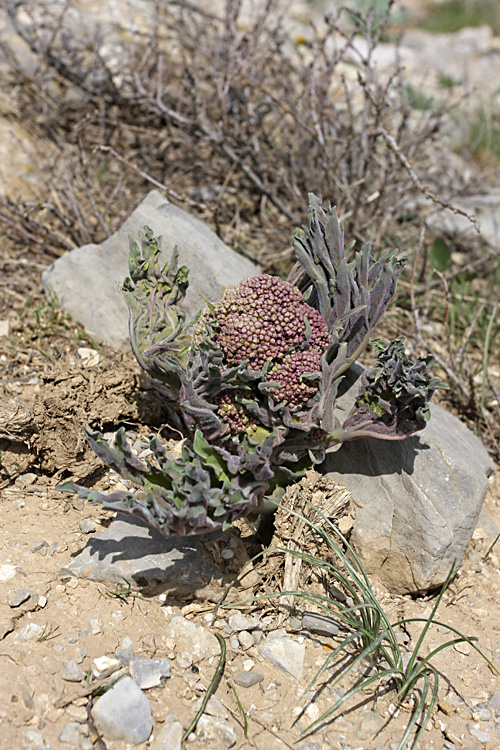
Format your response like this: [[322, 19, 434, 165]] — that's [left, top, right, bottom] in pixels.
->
[[60, 660, 86, 682], [22, 730, 49, 749], [193, 695, 228, 719], [115, 648, 135, 665], [252, 630, 263, 645], [453, 642, 471, 655], [76, 649, 87, 664], [195, 715, 237, 749], [238, 631, 254, 650], [66, 705, 88, 722], [78, 519, 96, 534], [19, 623, 46, 642], [48, 542, 60, 557], [289, 618, 302, 631], [15, 472, 38, 489], [154, 719, 183, 750], [77, 347, 100, 367], [474, 708, 491, 721], [31, 540, 49, 554], [228, 612, 257, 632], [89, 619, 103, 635], [258, 637, 305, 680], [266, 628, 287, 640], [130, 658, 171, 689], [0, 564, 17, 582], [91, 676, 153, 744], [488, 691, 500, 709], [92, 655, 122, 680], [221, 549, 234, 560], [22, 691, 34, 710], [242, 659, 255, 672], [234, 672, 264, 688], [302, 612, 339, 638], [9, 588, 30, 607], [469, 725, 492, 743], [32, 594, 47, 608], [298, 743, 320, 750], [229, 635, 240, 650], [58, 721, 88, 743], [438, 699, 453, 716]]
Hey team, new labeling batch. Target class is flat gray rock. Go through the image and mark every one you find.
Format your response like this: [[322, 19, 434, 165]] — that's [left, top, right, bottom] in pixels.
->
[[302, 612, 339, 639], [233, 672, 264, 688], [130, 657, 171, 689], [91, 676, 152, 744], [324, 365, 495, 594], [60, 660, 86, 682], [258, 636, 305, 680], [42, 190, 259, 348], [60, 514, 225, 597], [9, 588, 30, 608]]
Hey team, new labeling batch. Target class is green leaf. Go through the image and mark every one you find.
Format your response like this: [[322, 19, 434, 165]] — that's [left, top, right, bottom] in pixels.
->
[[430, 237, 451, 272]]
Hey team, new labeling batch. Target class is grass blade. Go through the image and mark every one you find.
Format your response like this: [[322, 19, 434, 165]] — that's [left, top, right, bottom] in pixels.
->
[[182, 632, 226, 743]]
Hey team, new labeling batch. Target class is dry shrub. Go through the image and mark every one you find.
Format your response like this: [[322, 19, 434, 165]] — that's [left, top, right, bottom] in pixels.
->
[[0, 0, 479, 261]]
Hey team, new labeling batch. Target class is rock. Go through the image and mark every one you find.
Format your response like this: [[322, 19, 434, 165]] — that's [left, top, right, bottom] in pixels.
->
[[19, 623, 47, 642], [9, 588, 30, 607], [233, 672, 264, 688], [258, 636, 305, 680], [228, 612, 259, 631], [116, 647, 135, 665], [469, 726, 492, 743], [22, 730, 49, 750], [89, 618, 103, 635], [164, 614, 220, 662], [152, 718, 183, 750], [60, 660, 86, 682], [91, 676, 152, 744], [0, 564, 17, 581], [130, 657, 171, 689], [238, 631, 254, 650], [58, 721, 88, 743], [91, 655, 122, 679], [324, 365, 495, 594], [60, 514, 225, 597], [195, 715, 237, 749], [78, 519, 96, 534], [413, 192, 500, 249], [488, 691, 500, 710], [42, 190, 259, 348], [302, 612, 339, 638]]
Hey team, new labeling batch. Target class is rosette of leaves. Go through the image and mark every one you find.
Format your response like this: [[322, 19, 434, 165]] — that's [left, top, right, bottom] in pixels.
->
[[60, 194, 445, 537], [338, 338, 448, 441], [59, 426, 273, 536]]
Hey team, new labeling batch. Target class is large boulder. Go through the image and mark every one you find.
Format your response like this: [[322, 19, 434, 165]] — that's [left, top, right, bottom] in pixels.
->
[[42, 190, 259, 349], [324, 366, 496, 594]]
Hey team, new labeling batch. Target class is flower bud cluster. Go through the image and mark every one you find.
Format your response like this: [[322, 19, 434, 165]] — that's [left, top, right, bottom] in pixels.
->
[[269, 350, 322, 407], [212, 275, 329, 370], [215, 389, 257, 436]]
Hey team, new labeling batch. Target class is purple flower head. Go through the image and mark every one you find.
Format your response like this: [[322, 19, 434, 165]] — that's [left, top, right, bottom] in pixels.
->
[[211, 274, 329, 370], [269, 350, 322, 408]]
